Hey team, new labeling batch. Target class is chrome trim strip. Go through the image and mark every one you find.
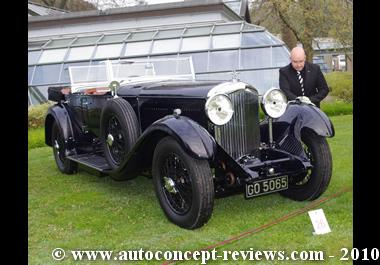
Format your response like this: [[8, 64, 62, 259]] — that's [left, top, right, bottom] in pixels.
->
[[207, 81, 247, 98]]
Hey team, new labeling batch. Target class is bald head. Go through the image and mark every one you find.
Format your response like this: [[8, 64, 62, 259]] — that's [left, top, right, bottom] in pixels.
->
[[290, 47, 306, 71]]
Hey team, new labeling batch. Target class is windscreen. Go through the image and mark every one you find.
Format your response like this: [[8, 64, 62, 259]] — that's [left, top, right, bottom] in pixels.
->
[[69, 57, 195, 93]]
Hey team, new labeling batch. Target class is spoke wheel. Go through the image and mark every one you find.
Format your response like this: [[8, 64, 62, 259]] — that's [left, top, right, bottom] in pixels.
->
[[160, 153, 193, 215], [152, 136, 214, 229], [105, 116, 127, 165], [100, 98, 140, 170], [51, 121, 77, 174], [280, 129, 332, 201]]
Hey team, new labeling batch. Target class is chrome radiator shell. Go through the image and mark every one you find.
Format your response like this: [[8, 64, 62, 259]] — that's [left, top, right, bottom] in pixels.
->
[[214, 87, 260, 160]]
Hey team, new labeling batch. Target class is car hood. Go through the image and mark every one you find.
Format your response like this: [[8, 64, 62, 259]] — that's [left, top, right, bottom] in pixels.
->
[[117, 79, 223, 98]]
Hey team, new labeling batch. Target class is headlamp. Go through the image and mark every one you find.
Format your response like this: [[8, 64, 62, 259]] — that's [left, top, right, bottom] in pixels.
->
[[205, 94, 234, 125], [261, 87, 287, 118]]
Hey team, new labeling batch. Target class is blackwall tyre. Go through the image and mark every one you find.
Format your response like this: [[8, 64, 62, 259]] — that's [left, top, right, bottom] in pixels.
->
[[152, 136, 214, 229], [51, 121, 78, 174], [100, 98, 140, 170], [280, 129, 332, 201]]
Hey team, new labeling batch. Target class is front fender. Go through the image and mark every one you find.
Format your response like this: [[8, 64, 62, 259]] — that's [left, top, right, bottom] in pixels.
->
[[145, 115, 216, 160], [111, 115, 217, 180], [260, 103, 335, 143], [45, 103, 75, 147]]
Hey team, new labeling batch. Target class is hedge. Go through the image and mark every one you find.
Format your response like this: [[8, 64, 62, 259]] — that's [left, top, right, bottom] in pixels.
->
[[28, 102, 53, 129], [325, 71, 353, 103]]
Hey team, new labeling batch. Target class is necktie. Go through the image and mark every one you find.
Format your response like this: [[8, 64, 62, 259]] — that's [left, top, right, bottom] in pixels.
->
[[297, 71, 305, 96]]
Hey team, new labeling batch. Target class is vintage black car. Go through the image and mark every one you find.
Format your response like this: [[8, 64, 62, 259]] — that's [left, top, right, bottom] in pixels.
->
[[45, 58, 334, 229]]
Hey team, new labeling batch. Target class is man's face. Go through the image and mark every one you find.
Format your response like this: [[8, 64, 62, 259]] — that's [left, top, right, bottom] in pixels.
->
[[291, 54, 306, 71]]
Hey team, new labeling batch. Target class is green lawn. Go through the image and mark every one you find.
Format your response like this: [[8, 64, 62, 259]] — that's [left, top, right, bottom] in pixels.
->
[[28, 115, 352, 265]]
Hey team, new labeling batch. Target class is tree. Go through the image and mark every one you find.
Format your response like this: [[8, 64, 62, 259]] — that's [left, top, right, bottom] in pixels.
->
[[249, 0, 352, 62]]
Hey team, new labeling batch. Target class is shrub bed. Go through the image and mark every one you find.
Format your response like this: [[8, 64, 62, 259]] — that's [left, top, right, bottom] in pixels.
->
[[325, 72, 353, 103], [28, 102, 53, 129]]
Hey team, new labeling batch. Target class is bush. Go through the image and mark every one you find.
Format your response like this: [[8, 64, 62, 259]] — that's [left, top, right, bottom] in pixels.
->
[[28, 102, 53, 129], [325, 72, 353, 103]]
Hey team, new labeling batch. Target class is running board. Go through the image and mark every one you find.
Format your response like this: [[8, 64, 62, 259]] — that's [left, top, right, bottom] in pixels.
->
[[67, 153, 112, 172]]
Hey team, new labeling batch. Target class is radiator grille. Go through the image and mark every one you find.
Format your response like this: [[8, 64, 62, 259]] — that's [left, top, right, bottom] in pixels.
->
[[215, 88, 260, 159]]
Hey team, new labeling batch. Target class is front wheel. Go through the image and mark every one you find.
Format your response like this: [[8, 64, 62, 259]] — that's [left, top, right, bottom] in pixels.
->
[[280, 129, 332, 201], [152, 136, 214, 229]]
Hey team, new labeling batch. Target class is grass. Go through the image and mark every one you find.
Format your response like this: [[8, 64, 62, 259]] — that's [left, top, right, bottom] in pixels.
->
[[28, 127, 46, 150], [28, 115, 352, 265]]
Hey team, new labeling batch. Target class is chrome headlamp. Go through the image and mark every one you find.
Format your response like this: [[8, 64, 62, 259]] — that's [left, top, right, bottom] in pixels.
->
[[261, 87, 288, 118], [205, 94, 234, 125]]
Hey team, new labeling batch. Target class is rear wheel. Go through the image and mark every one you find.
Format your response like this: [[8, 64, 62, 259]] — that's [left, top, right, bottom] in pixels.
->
[[152, 136, 214, 229], [100, 98, 140, 170], [51, 121, 77, 174], [280, 129, 332, 201]]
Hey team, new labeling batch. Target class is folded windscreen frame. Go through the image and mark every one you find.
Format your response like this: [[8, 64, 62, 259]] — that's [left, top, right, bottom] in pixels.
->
[[68, 57, 195, 93]]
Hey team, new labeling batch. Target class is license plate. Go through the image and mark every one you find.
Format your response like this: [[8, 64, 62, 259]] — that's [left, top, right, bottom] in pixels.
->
[[245, 176, 288, 199]]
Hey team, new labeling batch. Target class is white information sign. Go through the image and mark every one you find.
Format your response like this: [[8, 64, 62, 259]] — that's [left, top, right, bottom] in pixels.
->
[[308, 209, 331, 235]]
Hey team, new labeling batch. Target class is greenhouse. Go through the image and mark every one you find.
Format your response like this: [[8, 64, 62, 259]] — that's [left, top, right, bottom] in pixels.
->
[[28, 0, 290, 105]]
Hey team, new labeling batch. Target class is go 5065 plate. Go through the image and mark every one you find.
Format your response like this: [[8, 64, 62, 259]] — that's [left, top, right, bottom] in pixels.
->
[[245, 176, 288, 199]]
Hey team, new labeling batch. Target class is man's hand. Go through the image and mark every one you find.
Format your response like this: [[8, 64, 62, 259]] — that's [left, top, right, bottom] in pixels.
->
[[296, 96, 316, 106]]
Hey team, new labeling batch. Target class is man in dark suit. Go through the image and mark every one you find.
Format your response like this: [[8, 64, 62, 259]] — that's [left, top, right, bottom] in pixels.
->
[[279, 47, 329, 108]]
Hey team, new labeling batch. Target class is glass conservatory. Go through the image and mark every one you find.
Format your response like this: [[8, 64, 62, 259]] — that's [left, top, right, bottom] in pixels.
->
[[28, 20, 290, 105]]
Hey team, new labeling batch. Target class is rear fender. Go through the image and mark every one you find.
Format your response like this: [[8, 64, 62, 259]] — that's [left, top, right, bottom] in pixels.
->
[[45, 104, 75, 148]]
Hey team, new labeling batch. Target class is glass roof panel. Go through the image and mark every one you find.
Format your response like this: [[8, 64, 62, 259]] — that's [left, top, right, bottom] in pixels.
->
[[266, 32, 283, 45], [181, 36, 210, 52], [209, 50, 238, 72], [45, 38, 75, 48], [212, 34, 240, 49], [28, 66, 34, 84], [67, 46, 95, 61], [28, 50, 41, 65], [223, 0, 242, 14], [32, 64, 62, 85], [38, 48, 67, 64], [99, 34, 128, 43], [28, 41, 48, 50], [239, 69, 279, 94], [71, 36, 101, 46], [243, 23, 265, 32], [183, 26, 212, 37], [241, 32, 275, 47], [93, 44, 124, 59], [272, 46, 290, 67], [240, 48, 271, 69], [213, 23, 242, 34], [155, 29, 184, 39], [152, 39, 180, 54], [127, 31, 156, 42], [125, 41, 152, 56]]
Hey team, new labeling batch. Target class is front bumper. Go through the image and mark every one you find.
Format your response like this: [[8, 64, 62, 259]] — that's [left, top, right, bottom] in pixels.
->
[[213, 144, 311, 198]]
